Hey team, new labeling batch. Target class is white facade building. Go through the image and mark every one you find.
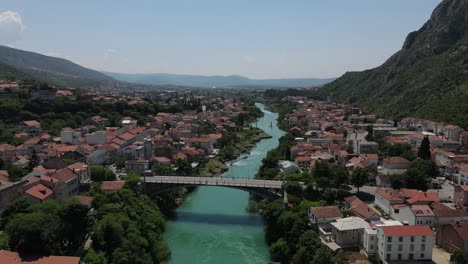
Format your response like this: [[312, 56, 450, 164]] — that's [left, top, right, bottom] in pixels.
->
[[376, 225, 434, 262]]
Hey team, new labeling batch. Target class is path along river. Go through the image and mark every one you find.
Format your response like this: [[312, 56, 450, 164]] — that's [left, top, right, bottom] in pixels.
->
[[164, 103, 285, 264]]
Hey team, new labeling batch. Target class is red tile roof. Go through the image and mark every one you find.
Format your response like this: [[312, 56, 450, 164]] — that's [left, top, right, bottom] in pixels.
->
[[406, 191, 440, 204], [382, 225, 433, 237], [51, 168, 77, 182], [23, 120, 40, 127], [25, 184, 54, 201], [100, 181, 125, 191], [0, 250, 79, 264], [75, 195, 93, 207], [310, 206, 343, 218], [376, 188, 405, 202], [430, 202, 468, 218]]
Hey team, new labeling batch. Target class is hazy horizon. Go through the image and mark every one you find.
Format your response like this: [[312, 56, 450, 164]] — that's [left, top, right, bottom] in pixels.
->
[[0, 0, 441, 79]]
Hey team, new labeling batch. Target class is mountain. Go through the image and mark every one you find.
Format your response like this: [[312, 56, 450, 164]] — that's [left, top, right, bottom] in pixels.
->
[[0, 45, 114, 87], [320, 0, 468, 129], [103, 72, 335, 88]]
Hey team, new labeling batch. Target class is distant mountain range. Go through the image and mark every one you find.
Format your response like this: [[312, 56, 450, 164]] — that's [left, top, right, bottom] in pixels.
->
[[0, 45, 114, 87], [319, 0, 468, 129], [0, 45, 333, 89], [103, 72, 335, 88]]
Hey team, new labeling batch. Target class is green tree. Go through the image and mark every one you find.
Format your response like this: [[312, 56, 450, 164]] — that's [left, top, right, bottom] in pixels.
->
[[115, 155, 127, 170], [83, 249, 108, 264], [26, 149, 40, 173], [152, 163, 173, 175], [390, 174, 406, 190], [453, 250, 468, 264], [270, 239, 290, 264], [124, 171, 140, 190], [417, 135, 431, 160], [351, 167, 368, 193], [91, 165, 106, 181]]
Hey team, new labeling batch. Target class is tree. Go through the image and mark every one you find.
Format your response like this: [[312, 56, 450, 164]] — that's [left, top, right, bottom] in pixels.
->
[[390, 174, 406, 189], [83, 249, 108, 264], [26, 149, 40, 173], [91, 165, 106, 181], [115, 155, 127, 170], [152, 163, 173, 175], [365, 125, 374, 141], [270, 239, 290, 264], [411, 158, 438, 178], [124, 172, 140, 190], [453, 250, 468, 264], [351, 167, 368, 193], [417, 135, 431, 160]]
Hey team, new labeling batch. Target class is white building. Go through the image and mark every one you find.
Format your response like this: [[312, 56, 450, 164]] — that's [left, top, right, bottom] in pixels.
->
[[374, 188, 405, 215], [86, 131, 108, 145], [364, 220, 403, 258], [376, 225, 434, 262], [60, 129, 81, 145], [390, 205, 436, 226]]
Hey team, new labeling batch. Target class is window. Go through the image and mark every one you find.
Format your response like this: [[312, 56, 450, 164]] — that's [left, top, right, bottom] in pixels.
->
[[398, 244, 403, 251], [409, 253, 414, 260], [399, 237, 403, 242], [410, 244, 414, 251], [371, 236, 374, 241], [386, 254, 391, 260], [422, 236, 426, 242], [387, 237, 392, 243], [421, 244, 425, 251], [398, 253, 402, 260], [410, 236, 415, 242], [370, 245, 374, 249], [387, 245, 392, 251], [420, 253, 425, 258]]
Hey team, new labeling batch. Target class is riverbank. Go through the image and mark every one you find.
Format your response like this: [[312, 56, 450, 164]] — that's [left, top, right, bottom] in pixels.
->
[[199, 126, 271, 177]]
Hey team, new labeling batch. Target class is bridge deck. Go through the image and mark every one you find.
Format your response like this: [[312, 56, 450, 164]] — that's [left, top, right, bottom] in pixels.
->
[[144, 176, 283, 189]]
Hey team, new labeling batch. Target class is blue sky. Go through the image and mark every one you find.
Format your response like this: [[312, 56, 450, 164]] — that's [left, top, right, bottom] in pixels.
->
[[0, 0, 441, 79]]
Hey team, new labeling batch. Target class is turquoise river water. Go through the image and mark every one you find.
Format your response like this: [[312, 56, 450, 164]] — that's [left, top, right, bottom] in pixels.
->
[[164, 103, 285, 264]]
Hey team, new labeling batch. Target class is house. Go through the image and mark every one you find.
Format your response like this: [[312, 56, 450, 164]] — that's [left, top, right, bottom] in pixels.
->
[[51, 168, 80, 198], [453, 185, 468, 208], [308, 205, 343, 242], [390, 205, 435, 226], [87, 116, 109, 128], [60, 128, 82, 145], [279, 161, 301, 174], [443, 125, 464, 142], [402, 189, 440, 205], [363, 220, 403, 259], [376, 225, 434, 262], [382, 157, 411, 175], [436, 222, 468, 253], [331, 217, 370, 248], [374, 188, 405, 215], [67, 162, 91, 183], [125, 159, 149, 174], [0, 249, 80, 264], [17, 120, 42, 136], [86, 131, 108, 145], [295, 156, 312, 169], [430, 202, 468, 225], [87, 144, 117, 165], [0, 181, 25, 209], [24, 183, 54, 204], [100, 181, 125, 191], [345, 196, 380, 222], [308, 206, 343, 224]]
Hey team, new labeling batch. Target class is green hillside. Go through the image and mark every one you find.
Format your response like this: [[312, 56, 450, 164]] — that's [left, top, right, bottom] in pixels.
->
[[0, 45, 114, 87], [320, 0, 468, 129]]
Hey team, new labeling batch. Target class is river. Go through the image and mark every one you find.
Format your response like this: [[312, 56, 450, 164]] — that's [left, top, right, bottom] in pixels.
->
[[164, 103, 285, 264]]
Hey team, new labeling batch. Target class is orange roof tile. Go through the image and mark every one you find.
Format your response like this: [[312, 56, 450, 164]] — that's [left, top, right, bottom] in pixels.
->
[[382, 225, 433, 236]]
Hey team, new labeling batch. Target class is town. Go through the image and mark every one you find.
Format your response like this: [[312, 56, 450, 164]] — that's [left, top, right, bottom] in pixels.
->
[[275, 95, 468, 263]]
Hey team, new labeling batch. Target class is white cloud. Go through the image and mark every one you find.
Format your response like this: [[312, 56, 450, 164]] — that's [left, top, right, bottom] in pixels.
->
[[104, 48, 118, 58], [0, 11, 25, 44]]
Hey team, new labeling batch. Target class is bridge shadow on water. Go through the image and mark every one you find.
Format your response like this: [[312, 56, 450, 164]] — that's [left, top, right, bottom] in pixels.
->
[[170, 211, 264, 227]]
